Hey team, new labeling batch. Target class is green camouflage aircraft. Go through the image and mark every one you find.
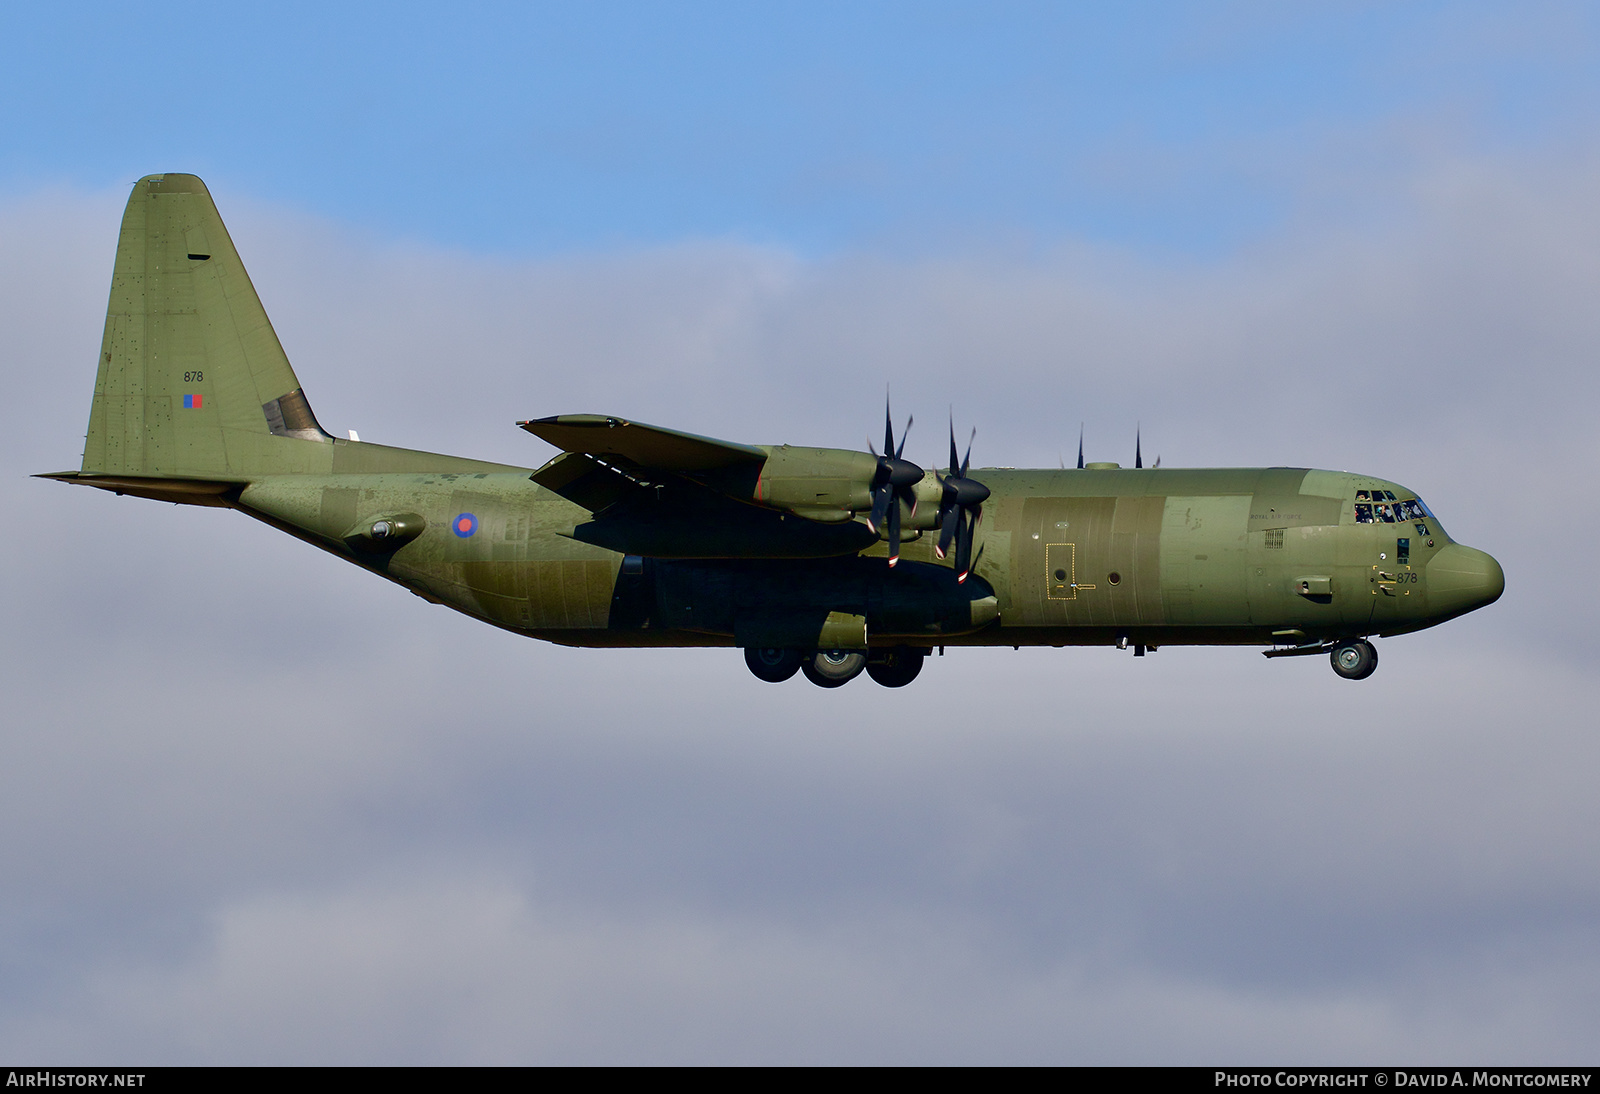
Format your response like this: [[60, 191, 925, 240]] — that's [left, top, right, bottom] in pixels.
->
[[42, 174, 1504, 688]]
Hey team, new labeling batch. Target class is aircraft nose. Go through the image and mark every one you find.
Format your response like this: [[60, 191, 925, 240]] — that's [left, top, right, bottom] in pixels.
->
[[1427, 544, 1505, 620]]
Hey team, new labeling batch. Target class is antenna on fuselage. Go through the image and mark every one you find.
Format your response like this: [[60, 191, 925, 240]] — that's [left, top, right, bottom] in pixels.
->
[[1076, 425, 1085, 470], [1136, 425, 1142, 469]]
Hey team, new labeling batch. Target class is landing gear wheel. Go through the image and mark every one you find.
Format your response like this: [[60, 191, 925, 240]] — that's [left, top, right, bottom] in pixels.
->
[[1330, 639, 1378, 680], [866, 646, 926, 688], [744, 647, 802, 683], [801, 649, 867, 688]]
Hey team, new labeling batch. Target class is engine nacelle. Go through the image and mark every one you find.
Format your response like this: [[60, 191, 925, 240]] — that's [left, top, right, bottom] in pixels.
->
[[741, 445, 878, 522]]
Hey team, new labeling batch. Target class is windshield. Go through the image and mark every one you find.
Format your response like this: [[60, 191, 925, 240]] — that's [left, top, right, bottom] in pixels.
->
[[1354, 489, 1433, 533]]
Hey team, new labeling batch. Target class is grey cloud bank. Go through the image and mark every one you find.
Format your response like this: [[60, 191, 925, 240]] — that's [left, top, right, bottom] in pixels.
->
[[1, 151, 1596, 1062]]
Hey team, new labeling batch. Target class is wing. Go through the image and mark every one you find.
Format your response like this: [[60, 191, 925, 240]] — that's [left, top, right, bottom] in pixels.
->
[[518, 415, 766, 471], [522, 417, 875, 560]]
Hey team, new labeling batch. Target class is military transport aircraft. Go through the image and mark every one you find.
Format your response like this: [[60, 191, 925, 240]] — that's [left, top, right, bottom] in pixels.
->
[[42, 174, 1504, 688]]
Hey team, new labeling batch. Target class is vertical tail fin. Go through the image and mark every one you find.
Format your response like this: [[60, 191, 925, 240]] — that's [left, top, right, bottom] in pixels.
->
[[81, 173, 333, 480]]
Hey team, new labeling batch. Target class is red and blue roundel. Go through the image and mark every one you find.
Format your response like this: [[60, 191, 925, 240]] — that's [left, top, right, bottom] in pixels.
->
[[452, 513, 478, 538]]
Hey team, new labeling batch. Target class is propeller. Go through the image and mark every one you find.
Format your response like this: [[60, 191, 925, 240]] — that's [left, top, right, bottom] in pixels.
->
[[1135, 425, 1160, 468], [934, 416, 990, 583], [865, 396, 923, 567]]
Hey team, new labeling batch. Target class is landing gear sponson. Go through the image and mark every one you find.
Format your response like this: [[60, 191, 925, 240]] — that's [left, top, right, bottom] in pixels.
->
[[744, 646, 927, 688]]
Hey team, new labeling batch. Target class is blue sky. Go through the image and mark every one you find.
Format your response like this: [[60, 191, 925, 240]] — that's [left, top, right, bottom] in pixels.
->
[[4, 2, 1600, 1065], [7, 2, 1596, 255]]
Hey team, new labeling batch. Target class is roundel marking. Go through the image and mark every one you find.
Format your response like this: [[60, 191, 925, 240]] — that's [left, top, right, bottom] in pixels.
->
[[453, 513, 479, 538]]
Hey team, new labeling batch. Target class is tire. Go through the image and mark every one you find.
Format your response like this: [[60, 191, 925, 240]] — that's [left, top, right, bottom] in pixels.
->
[[744, 647, 802, 683], [801, 649, 867, 688], [865, 647, 926, 688], [1330, 639, 1378, 680]]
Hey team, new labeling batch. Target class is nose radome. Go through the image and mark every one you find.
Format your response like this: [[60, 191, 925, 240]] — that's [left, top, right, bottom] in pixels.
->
[[1428, 544, 1505, 619]]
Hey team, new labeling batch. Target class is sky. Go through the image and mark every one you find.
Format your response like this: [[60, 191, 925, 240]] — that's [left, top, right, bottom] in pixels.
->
[[3, 1, 1599, 1064]]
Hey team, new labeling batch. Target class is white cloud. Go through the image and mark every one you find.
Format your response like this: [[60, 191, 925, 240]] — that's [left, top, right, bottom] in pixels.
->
[[9, 865, 1600, 1064]]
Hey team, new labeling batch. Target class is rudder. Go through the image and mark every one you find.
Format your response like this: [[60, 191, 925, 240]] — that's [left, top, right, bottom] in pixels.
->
[[82, 173, 333, 480]]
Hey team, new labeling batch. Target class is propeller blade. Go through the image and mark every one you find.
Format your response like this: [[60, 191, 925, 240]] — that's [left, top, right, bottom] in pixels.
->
[[887, 490, 902, 567], [934, 414, 987, 579], [954, 508, 974, 583], [895, 415, 913, 460], [964, 505, 983, 582], [936, 501, 959, 559], [867, 484, 889, 533]]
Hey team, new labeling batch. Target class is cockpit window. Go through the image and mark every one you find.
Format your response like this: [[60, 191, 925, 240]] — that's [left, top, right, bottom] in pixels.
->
[[1355, 493, 1433, 528]]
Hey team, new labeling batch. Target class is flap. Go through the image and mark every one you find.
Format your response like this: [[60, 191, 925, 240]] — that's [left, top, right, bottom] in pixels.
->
[[529, 452, 644, 513], [519, 414, 766, 471]]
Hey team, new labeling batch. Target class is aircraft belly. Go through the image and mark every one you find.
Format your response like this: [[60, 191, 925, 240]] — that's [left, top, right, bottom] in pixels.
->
[[643, 558, 996, 644]]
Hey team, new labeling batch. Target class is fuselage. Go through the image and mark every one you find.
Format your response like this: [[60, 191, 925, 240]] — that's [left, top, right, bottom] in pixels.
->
[[237, 453, 1504, 652], [48, 173, 1505, 687]]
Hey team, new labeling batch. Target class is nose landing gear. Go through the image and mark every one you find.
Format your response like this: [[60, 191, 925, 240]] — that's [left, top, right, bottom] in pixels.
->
[[1330, 639, 1378, 680]]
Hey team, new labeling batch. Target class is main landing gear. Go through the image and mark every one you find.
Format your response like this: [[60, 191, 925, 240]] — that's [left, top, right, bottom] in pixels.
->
[[1330, 639, 1378, 680], [743, 647, 802, 683], [864, 646, 924, 688], [801, 649, 867, 688], [744, 646, 927, 688]]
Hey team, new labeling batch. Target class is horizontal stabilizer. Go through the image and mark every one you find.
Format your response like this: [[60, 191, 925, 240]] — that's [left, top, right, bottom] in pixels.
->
[[520, 415, 766, 472], [36, 471, 241, 507]]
